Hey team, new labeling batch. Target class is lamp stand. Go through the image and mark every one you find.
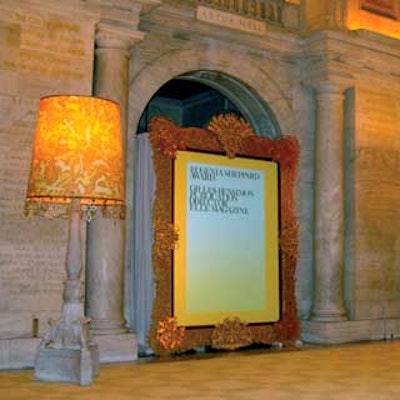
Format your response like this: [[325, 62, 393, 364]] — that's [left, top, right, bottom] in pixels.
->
[[34, 199, 99, 385]]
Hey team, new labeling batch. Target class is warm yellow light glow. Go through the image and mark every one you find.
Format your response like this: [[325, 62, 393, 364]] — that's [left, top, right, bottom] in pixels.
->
[[26, 95, 124, 206], [346, 0, 400, 39]]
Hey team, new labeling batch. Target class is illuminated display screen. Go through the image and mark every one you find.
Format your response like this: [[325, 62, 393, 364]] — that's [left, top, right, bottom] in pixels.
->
[[173, 150, 280, 327]]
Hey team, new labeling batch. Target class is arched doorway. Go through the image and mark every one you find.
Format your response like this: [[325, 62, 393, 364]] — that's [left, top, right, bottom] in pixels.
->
[[131, 71, 282, 355], [136, 71, 281, 138]]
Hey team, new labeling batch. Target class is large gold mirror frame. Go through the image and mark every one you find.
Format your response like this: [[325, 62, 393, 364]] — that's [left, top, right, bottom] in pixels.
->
[[148, 114, 299, 355]]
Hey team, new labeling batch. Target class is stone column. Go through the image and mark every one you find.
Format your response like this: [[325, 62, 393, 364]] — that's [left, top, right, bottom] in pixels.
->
[[85, 22, 144, 361], [311, 81, 347, 322]]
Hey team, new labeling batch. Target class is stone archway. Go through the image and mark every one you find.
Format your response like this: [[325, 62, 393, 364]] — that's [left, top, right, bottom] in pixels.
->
[[177, 70, 281, 138], [137, 71, 281, 138], [126, 46, 297, 352], [128, 44, 295, 135]]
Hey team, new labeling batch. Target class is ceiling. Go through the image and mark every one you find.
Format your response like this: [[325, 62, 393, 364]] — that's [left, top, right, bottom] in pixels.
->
[[155, 79, 215, 100]]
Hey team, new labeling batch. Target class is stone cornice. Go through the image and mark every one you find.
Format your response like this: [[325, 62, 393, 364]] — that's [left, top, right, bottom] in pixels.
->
[[85, 0, 162, 23], [2, 0, 161, 30], [301, 30, 400, 59], [313, 80, 351, 95], [139, 1, 300, 57], [96, 22, 145, 50], [297, 30, 399, 86]]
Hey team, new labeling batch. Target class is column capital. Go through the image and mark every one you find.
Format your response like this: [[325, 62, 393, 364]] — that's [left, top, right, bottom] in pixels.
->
[[95, 22, 145, 51], [314, 80, 345, 94], [307, 78, 354, 96]]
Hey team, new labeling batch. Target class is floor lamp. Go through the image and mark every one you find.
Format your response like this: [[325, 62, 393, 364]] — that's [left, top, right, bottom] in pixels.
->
[[25, 95, 125, 385]]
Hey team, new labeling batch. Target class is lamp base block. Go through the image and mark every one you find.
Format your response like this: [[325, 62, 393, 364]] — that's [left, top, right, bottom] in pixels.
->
[[34, 344, 99, 386]]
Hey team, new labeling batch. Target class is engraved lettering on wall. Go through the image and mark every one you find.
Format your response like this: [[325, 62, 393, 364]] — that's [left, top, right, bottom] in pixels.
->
[[197, 0, 284, 24], [0, 4, 94, 337], [0, 9, 93, 86]]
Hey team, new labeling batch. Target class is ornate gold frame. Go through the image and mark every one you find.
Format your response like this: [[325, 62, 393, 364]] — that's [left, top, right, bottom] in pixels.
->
[[148, 114, 300, 355]]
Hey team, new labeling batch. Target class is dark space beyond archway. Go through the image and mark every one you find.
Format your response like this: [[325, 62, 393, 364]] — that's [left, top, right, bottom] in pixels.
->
[[137, 70, 281, 138]]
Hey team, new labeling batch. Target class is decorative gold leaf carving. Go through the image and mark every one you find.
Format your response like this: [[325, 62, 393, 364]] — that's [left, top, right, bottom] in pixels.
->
[[156, 316, 185, 353], [279, 220, 299, 261], [149, 116, 186, 159], [207, 114, 254, 158], [153, 218, 179, 258], [211, 317, 252, 350]]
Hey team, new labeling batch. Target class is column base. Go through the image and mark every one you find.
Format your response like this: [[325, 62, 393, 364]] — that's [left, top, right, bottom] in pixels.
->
[[94, 332, 138, 363], [310, 306, 347, 322], [90, 319, 128, 335], [34, 344, 99, 386], [300, 319, 400, 344]]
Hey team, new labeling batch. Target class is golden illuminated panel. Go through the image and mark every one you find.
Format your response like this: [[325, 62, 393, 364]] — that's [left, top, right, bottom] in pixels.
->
[[347, 0, 400, 39], [361, 0, 398, 19]]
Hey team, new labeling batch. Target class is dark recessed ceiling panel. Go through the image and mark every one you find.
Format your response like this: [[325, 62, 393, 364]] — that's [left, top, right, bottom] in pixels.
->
[[155, 79, 214, 100]]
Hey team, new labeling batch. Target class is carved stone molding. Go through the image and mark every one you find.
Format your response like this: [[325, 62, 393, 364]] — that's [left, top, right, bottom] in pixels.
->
[[82, 0, 162, 27], [12, 0, 152, 26], [313, 81, 347, 98], [95, 22, 145, 52], [197, 0, 285, 24]]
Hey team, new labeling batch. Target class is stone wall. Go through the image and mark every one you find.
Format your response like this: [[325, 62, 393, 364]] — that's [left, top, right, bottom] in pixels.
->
[[0, 1, 95, 343], [352, 84, 400, 321], [340, 32, 400, 325]]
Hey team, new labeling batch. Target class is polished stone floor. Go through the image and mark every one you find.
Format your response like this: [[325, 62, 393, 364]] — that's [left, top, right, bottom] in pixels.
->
[[1, 341, 400, 399]]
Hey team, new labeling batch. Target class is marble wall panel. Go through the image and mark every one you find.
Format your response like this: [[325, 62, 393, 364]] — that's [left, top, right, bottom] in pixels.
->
[[352, 85, 400, 320], [0, 3, 94, 96], [0, 2, 95, 338]]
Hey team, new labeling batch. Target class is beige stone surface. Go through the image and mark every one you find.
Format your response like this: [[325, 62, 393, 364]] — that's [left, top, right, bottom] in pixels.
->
[[0, 1, 94, 339], [0, 338, 40, 369], [95, 333, 138, 363], [353, 85, 400, 320]]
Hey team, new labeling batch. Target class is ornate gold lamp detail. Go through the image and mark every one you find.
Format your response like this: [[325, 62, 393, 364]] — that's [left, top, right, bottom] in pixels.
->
[[25, 95, 124, 385]]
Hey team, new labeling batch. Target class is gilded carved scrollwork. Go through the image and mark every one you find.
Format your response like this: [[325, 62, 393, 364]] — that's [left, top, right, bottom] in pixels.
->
[[211, 317, 252, 350], [153, 219, 179, 259], [279, 220, 299, 262], [207, 113, 254, 158]]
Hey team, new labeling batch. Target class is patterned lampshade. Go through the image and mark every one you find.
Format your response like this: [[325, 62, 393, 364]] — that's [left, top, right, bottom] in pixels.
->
[[26, 95, 124, 206]]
